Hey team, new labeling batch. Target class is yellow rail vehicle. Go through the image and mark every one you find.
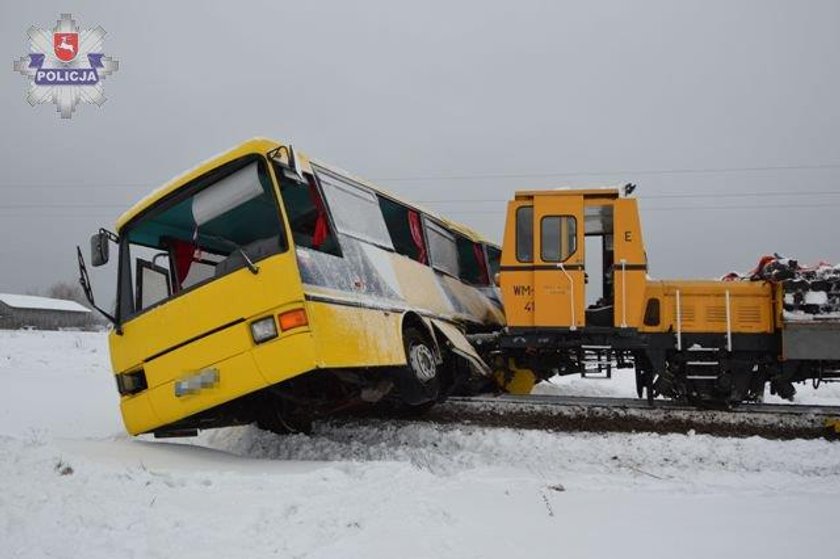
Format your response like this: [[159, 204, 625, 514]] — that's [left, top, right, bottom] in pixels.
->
[[79, 139, 503, 436], [496, 187, 840, 404]]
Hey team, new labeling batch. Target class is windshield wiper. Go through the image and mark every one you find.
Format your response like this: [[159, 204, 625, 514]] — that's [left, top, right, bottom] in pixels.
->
[[237, 247, 259, 275], [202, 234, 260, 275]]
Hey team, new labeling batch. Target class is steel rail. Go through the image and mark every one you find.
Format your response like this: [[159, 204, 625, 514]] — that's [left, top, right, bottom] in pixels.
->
[[407, 394, 840, 440], [447, 394, 840, 417]]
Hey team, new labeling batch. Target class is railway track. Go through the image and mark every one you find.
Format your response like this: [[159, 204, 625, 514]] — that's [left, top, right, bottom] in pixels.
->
[[407, 394, 840, 440]]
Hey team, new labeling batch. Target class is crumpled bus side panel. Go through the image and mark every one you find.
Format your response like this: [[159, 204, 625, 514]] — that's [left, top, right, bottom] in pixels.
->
[[294, 235, 503, 370]]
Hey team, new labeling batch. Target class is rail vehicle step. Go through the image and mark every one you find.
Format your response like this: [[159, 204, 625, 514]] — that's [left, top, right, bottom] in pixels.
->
[[581, 365, 613, 379], [580, 347, 613, 379], [682, 353, 723, 383]]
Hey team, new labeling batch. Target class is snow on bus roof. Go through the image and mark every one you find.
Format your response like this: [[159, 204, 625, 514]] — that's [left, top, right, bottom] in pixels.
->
[[0, 293, 91, 313], [309, 157, 497, 246], [116, 137, 499, 246], [117, 137, 279, 230]]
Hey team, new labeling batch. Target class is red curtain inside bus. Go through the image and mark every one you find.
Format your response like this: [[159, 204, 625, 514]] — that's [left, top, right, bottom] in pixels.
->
[[307, 176, 330, 249], [408, 210, 427, 264]]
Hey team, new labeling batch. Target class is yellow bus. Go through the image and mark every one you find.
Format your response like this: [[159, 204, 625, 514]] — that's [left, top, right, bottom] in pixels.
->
[[78, 138, 504, 437]]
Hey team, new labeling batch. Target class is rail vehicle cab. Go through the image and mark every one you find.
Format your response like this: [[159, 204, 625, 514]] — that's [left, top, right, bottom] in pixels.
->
[[500, 187, 648, 332], [496, 186, 782, 404]]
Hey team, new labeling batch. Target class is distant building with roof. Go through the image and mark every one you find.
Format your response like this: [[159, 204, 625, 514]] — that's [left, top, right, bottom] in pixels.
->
[[0, 293, 93, 330]]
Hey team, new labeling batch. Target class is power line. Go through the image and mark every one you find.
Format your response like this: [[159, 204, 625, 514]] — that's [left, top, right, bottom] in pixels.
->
[[1, 188, 840, 211], [0, 214, 116, 218], [371, 162, 840, 182], [415, 190, 840, 204], [0, 183, 149, 189], [2, 161, 840, 189], [2, 201, 840, 219], [641, 202, 840, 212], [638, 190, 840, 200], [0, 204, 130, 209], [440, 202, 840, 215]]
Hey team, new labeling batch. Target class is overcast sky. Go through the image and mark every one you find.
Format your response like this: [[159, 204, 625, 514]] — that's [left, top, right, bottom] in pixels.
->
[[1, 0, 839, 297]]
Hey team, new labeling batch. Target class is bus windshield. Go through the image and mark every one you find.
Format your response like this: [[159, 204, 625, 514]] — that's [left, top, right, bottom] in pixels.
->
[[117, 158, 287, 319]]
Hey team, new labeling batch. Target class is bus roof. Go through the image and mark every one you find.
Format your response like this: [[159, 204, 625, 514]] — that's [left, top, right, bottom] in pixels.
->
[[116, 138, 498, 247], [116, 137, 279, 231]]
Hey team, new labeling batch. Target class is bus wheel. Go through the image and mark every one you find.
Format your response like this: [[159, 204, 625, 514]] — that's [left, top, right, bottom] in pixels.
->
[[397, 328, 440, 406], [256, 403, 313, 436]]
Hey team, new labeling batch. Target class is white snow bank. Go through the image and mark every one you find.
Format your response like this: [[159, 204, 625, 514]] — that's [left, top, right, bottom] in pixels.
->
[[199, 422, 840, 489], [4, 423, 840, 559], [0, 330, 120, 438], [2, 330, 840, 559]]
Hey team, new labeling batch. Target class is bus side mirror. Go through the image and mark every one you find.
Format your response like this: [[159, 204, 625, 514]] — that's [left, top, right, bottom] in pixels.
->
[[91, 232, 109, 267], [90, 229, 117, 267]]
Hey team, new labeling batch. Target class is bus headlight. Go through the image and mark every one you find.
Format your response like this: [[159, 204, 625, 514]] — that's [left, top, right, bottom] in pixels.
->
[[250, 316, 278, 344]]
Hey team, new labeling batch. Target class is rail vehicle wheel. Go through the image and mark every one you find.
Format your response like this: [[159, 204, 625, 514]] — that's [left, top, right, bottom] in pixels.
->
[[635, 368, 645, 399], [640, 368, 657, 405], [395, 327, 441, 408]]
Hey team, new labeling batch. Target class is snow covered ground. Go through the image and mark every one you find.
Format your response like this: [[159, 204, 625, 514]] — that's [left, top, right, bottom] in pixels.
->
[[2, 330, 840, 559]]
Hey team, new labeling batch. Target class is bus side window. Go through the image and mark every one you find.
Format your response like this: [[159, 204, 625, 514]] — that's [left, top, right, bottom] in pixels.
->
[[485, 245, 501, 278], [455, 235, 489, 285], [426, 220, 460, 278], [378, 196, 428, 264], [276, 165, 340, 256], [316, 168, 394, 250]]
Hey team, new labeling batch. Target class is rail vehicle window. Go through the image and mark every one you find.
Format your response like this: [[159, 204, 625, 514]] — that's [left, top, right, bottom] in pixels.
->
[[456, 235, 490, 285], [274, 163, 340, 256], [315, 167, 394, 250], [426, 220, 460, 277], [516, 206, 534, 262], [120, 158, 288, 318], [643, 298, 661, 326], [378, 196, 428, 264], [486, 245, 501, 278], [541, 215, 577, 262]]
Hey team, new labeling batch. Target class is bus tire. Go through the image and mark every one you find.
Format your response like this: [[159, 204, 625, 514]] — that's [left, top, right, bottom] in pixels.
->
[[255, 402, 313, 436], [397, 327, 440, 406]]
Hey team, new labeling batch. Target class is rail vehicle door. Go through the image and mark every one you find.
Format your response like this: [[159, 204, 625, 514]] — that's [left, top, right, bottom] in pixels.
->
[[532, 194, 585, 329], [611, 198, 648, 329], [499, 200, 536, 328]]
